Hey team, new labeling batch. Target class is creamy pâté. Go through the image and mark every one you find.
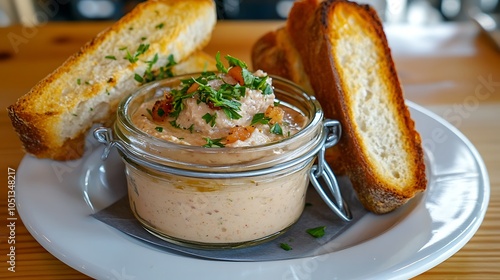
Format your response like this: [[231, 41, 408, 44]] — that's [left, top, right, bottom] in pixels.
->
[[131, 55, 306, 147]]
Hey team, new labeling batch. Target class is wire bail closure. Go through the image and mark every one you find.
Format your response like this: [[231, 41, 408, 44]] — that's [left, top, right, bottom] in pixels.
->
[[93, 119, 352, 222], [309, 120, 352, 222]]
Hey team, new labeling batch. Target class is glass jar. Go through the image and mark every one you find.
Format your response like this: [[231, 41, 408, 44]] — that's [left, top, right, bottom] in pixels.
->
[[94, 74, 350, 249]]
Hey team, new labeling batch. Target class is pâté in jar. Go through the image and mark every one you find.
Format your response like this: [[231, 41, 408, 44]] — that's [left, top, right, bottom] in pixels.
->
[[95, 53, 350, 249]]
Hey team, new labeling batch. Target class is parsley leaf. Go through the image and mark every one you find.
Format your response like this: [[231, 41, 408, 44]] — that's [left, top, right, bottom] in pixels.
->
[[123, 43, 150, 63], [306, 226, 326, 238], [215, 52, 248, 73], [105, 55, 116, 60], [203, 138, 225, 148], [270, 123, 283, 135], [194, 79, 243, 120], [241, 68, 255, 86], [202, 113, 217, 127], [170, 120, 180, 128], [215, 52, 227, 73], [225, 54, 247, 69], [222, 108, 242, 120], [134, 73, 144, 83], [251, 113, 271, 125], [280, 243, 292, 251], [155, 126, 163, 132], [137, 54, 177, 85]]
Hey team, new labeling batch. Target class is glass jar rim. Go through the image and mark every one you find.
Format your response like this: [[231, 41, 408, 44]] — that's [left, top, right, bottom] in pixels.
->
[[113, 74, 325, 172]]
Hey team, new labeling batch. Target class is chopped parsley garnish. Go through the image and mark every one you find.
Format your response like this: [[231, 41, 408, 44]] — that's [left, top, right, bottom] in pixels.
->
[[139, 53, 159, 83], [226, 54, 248, 69], [138, 54, 177, 85], [77, 78, 81, 85], [134, 73, 144, 83], [270, 123, 283, 135], [123, 43, 150, 63], [180, 73, 243, 120], [169, 120, 180, 128], [251, 113, 271, 125], [105, 55, 116, 60], [306, 226, 326, 238], [155, 126, 163, 132], [152, 53, 277, 135], [202, 113, 217, 127], [203, 138, 225, 148], [280, 243, 292, 251], [155, 22, 164, 29], [214, 52, 272, 95], [215, 52, 228, 73]]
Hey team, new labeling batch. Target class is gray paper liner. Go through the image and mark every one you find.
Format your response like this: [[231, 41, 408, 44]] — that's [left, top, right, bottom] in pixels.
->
[[92, 176, 367, 261]]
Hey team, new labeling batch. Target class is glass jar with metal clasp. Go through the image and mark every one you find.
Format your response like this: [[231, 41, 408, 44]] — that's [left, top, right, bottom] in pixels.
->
[[94, 74, 351, 249]]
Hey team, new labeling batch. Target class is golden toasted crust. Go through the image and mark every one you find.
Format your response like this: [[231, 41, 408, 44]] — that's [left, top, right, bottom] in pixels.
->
[[8, 0, 216, 160], [251, 28, 314, 95], [284, 0, 427, 213], [251, 23, 347, 174]]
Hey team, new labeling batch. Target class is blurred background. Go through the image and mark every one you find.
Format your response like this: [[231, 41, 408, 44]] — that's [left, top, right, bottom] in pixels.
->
[[0, 0, 499, 26]]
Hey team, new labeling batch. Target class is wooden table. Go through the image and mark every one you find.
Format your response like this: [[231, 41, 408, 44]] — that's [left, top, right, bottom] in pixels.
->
[[0, 20, 499, 279]]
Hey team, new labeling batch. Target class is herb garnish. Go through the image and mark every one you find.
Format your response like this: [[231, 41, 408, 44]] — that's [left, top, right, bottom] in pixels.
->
[[134, 73, 144, 83], [306, 226, 326, 238], [155, 22, 165, 29], [105, 55, 116, 60], [134, 54, 177, 85], [280, 243, 292, 251], [270, 123, 283, 135], [123, 43, 150, 63], [155, 126, 163, 132], [202, 113, 217, 127], [251, 113, 271, 125], [150, 53, 277, 139], [203, 137, 225, 148]]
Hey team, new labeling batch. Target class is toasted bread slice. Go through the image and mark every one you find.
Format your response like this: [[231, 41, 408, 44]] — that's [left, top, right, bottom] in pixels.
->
[[281, 0, 426, 213], [8, 0, 216, 161], [251, 27, 314, 95], [251, 17, 348, 175]]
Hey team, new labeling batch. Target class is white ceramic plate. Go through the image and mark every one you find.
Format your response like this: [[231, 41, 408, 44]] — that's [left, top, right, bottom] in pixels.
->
[[16, 102, 489, 280]]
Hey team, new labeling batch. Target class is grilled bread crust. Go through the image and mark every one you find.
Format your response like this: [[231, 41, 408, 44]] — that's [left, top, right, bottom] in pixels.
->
[[251, 27, 314, 95], [251, 26, 348, 174], [253, 0, 427, 213], [8, 0, 216, 160]]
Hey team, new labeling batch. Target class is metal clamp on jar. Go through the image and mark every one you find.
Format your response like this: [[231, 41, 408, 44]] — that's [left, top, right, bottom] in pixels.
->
[[94, 75, 352, 249]]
